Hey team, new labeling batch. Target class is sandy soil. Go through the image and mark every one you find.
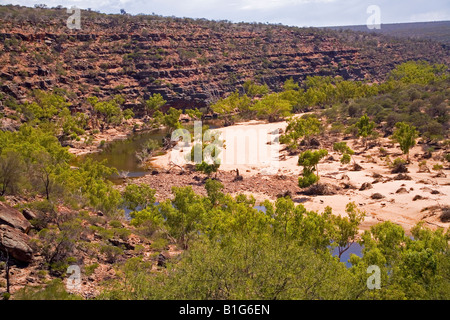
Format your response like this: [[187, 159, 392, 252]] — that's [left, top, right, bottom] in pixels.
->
[[148, 119, 450, 234]]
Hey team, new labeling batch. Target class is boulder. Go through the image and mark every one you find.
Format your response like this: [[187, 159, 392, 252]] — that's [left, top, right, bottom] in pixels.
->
[[304, 183, 337, 196], [309, 138, 321, 148], [441, 207, 450, 223], [394, 173, 412, 181], [359, 182, 373, 191], [0, 202, 32, 233], [0, 225, 33, 263], [22, 208, 37, 221], [391, 162, 408, 174], [108, 238, 135, 251], [157, 253, 167, 267], [371, 193, 385, 200], [396, 187, 409, 194], [277, 190, 292, 198]]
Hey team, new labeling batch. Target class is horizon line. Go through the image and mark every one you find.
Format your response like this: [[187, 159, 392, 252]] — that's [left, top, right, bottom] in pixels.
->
[[1, 3, 449, 29]]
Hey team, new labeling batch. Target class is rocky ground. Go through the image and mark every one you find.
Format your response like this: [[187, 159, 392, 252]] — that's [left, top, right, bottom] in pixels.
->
[[0, 197, 180, 298]]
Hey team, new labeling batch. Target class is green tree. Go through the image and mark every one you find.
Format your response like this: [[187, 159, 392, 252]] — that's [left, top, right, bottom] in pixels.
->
[[154, 107, 182, 133], [101, 232, 354, 300], [31, 150, 63, 201], [0, 150, 24, 195], [19, 90, 70, 122], [251, 93, 292, 122], [88, 95, 124, 128], [280, 115, 322, 152], [190, 128, 222, 177], [144, 93, 166, 116], [205, 178, 225, 207], [243, 80, 269, 98], [159, 186, 207, 249], [391, 122, 418, 162], [389, 60, 447, 85], [122, 184, 156, 212], [211, 90, 251, 125], [331, 202, 365, 258], [355, 114, 375, 148], [333, 141, 355, 165], [297, 149, 328, 188], [185, 108, 202, 120], [61, 159, 121, 215]]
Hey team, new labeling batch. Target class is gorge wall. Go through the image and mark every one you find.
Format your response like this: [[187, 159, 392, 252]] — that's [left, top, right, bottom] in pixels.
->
[[0, 5, 449, 115]]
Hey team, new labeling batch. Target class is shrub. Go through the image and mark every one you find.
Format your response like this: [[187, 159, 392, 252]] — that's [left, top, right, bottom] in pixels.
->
[[298, 172, 319, 188], [109, 220, 123, 228], [392, 122, 418, 161], [100, 245, 124, 263], [14, 279, 82, 300], [391, 157, 408, 173], [85, 263, 99, 276], [379, 147, 388, 157], [297, 149, 328, 188]]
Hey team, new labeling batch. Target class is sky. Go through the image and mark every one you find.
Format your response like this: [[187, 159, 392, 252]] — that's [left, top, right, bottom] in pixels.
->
[[1, 0, 449, 27]]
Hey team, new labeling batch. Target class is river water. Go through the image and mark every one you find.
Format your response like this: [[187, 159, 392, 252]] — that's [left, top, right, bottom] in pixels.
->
[[81, 120, 221, 180], [83, 128, 169, 179]]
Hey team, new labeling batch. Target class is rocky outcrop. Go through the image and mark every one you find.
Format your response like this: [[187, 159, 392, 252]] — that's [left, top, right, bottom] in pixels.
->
[[0, 203, 32, 233], [0, 225, 33, 263], [0, 203, 33, 263], [21, 208, 37, 221]]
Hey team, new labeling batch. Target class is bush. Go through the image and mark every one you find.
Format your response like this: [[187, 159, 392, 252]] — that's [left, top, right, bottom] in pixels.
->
[[392, 122, 418, 161], [113, 228, 131, 241], [298, 172, 319, 188], [109, 220, 123, 228], [14, 279, 82, 300], [150, 237, 169, 251], [85, 263, 99, 276], [297, 149, 328, 188], [100, 245, 124, 263], [379, 147, 388, 157], [391, 158, 408, 173]]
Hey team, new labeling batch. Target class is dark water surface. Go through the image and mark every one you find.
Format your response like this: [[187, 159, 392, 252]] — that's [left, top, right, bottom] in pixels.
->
[[79, 121, 221, 180], [82, 128, 169, 179]]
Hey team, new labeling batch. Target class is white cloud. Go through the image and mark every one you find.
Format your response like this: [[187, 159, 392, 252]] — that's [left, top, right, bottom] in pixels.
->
[[2, 0, 449, 27], [239, 0, 336, 11], [410, 11, 450, 22]]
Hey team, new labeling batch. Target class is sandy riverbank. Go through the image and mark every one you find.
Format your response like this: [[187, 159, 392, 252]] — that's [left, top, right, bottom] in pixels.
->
[[147, 118, 449, 233]]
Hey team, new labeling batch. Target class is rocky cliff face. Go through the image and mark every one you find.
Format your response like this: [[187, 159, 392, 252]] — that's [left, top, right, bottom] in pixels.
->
[[0, 203, 33, 263], [0, 6, 448, 115]]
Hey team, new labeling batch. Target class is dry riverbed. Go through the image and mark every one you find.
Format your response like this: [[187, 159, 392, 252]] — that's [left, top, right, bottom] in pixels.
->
[[141, 119, 450, 234]]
